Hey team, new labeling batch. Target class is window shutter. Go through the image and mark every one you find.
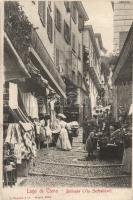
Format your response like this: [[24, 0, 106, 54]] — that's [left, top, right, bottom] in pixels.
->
[[38, 1, 45, 27], [64, 20, 70, 45], [47, 8, 53, 43], [78, 15, 84, 32], [72, 33, 75, 51], [64, 2, 70, 12], [72, 3, 77, 24], [78, 43, 81, 59], [55, 7, 61, 32], [56, 48, 59, 67]]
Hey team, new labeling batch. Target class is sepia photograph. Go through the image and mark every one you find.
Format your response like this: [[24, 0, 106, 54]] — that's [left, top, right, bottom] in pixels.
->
[[2, 0, 132, 193]]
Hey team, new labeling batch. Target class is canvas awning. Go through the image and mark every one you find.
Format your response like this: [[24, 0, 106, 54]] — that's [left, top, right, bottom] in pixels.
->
[[4, 33, 31, 82], [30, 30, 66, 98], [112, 24, 133, 85]]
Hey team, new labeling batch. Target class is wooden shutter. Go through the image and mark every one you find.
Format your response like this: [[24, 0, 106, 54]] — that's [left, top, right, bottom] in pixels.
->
[[78, 15, 84, 32], [64, 20, 70, 44], [72, 33, 75, 51], [47, 8, 53, 43], [56, 48, 59, 67], [64, 2, 70, 12], [38, 1, 45, 27], [55, 7, 61, 32], [72, 3, 77, 24], [78, 43, 81, 59]]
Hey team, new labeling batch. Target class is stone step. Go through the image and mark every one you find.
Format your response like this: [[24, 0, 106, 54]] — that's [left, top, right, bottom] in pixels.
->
[[30, 162, 124, 177], [28, 171, 130, 181], [20, 175, 131, 187]]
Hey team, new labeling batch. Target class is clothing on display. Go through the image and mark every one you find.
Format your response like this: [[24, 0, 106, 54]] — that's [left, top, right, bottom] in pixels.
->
[[50, 99, 56, 110], [5, 122, 37, 164], [20, 92, 39, 119], [9, 82, 18, 109], [49, 98, 57, 129]]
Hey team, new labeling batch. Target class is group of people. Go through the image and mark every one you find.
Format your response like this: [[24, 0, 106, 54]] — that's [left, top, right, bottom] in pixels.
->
[[82, 111, 132, 175], [34, 113, 79, 151]]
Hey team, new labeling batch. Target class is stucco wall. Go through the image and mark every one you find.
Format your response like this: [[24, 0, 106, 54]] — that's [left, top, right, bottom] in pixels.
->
[[21, 1, 54, 61]]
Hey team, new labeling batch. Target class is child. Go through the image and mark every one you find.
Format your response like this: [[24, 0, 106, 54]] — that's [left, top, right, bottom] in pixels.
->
[[86, 131, 95, 159]]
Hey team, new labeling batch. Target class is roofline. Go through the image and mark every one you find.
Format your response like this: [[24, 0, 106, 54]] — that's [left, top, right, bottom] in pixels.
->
[[111, 1, 114, 11], [95, 33, 107, 53], [112, 22, 133, 84], [84, 25, 100, 58], [75, 1, 89, 21]]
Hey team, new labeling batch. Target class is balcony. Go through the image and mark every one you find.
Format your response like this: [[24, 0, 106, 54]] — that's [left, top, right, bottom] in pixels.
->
[[57, 50, 80, 87], [83, 47, 101, 90]]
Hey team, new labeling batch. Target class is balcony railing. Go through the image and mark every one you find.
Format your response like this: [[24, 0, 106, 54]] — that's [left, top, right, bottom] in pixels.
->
[[83, 47, 101, 90], [57, 50, 80, 87]]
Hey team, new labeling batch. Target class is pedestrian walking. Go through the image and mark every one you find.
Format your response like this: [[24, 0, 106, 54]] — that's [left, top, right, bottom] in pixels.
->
[[66, 122, 73, 146], [56, 114, 72, 151]]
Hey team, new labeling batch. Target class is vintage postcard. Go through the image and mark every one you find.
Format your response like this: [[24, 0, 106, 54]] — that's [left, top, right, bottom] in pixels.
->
[[1, 0, 133, 199]]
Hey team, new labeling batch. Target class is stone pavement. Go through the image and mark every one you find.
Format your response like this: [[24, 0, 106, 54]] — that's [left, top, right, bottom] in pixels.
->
[[20, 128, 132, 187]]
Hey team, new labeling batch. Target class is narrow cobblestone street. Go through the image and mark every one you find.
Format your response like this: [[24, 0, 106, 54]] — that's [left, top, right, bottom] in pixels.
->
[[20, 128, 131, 188]]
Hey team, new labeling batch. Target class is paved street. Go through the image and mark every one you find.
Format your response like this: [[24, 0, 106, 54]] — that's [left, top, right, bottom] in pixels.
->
[[20, 128, 131, 188]]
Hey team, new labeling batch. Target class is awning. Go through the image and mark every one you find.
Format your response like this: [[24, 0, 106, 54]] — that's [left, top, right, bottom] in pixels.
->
[[112, 24, 133, 85], [4, 33, 31, 81], [29, 30, 66, 98]]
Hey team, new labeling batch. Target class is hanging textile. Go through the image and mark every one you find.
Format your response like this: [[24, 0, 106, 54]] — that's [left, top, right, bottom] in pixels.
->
[[50, 98, 56, 129], [9, 82, 18, 109], [5, 122, 37, 164], [20, 92, 39, 119], [38, 96, 47, 114]]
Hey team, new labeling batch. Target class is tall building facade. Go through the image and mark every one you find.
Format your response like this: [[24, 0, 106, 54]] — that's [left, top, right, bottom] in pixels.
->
[[83, 25, 103, 115], [54, 1, 89, 123], [112, 0, 133, 55]]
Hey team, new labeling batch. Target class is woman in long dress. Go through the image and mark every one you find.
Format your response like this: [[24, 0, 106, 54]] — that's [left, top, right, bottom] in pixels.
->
[[56, 114, 71, 151]]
